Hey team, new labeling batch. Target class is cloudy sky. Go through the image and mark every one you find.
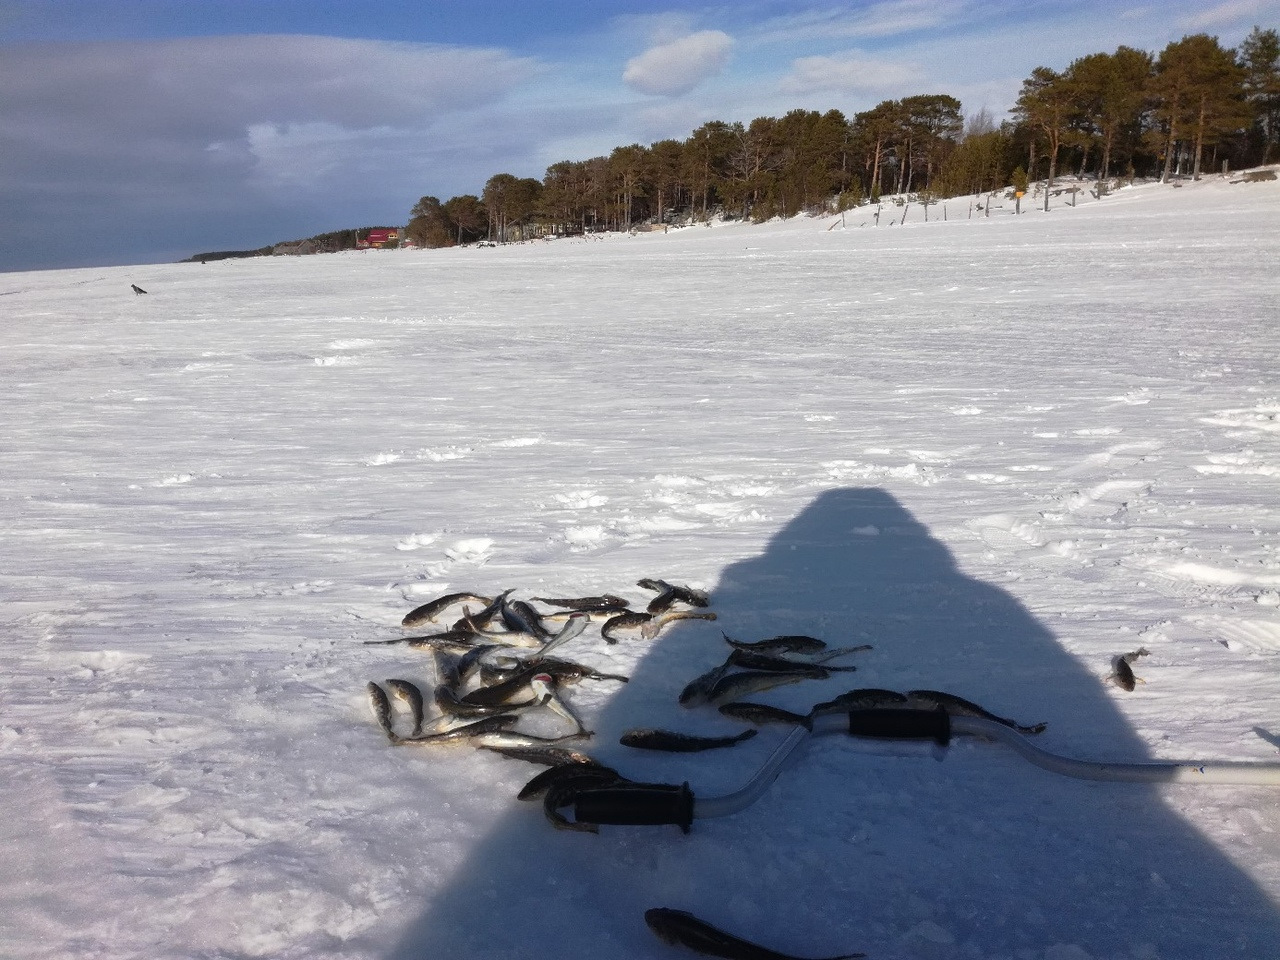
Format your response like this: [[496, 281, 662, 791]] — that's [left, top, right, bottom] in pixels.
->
[[2, 0, 1275, 272]]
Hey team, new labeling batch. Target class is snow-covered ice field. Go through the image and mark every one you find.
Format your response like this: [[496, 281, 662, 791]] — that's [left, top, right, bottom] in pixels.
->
[[3, 174, 1279, 960]]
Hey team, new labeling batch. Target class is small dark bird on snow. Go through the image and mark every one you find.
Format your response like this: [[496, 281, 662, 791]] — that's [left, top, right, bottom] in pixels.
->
[[131, 284, 148, 295]]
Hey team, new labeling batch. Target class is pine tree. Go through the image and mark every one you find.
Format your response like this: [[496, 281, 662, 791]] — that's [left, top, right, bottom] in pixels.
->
[[1151, 34, 1249, 180], [1239, 26, 1280, 164], [1014, 67, 1075, 210], [1066, 47, 1153, 189]]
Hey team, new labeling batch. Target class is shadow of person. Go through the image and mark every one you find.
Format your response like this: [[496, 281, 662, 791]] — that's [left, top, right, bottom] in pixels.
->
[[384, 488, 1278, 960]]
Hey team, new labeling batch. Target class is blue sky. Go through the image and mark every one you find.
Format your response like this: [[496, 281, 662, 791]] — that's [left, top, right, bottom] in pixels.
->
[[2, 0, 1275, 271]]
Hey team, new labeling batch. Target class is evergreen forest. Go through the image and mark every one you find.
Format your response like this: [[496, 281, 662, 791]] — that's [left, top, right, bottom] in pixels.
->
[[404, 28, 1280, 246]]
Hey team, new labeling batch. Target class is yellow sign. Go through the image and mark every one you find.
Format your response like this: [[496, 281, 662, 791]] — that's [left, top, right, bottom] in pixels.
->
[[1015, 191, 1025, 198]]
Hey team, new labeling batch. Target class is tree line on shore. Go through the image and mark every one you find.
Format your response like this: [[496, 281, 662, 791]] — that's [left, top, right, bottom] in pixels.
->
[[405, 27, 1280, 247]]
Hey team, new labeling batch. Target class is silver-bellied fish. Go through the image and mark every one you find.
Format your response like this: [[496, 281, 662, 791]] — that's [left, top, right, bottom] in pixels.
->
[[718, 702, 813, 730], [367, 681, 396, 741], [905, 689, 1047, 734], [385, 678, 426, 736], [401, 591, 493, 629]]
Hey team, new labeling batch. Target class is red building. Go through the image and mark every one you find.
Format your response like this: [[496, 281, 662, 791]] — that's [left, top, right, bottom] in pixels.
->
[[358, 229, 400, 249]]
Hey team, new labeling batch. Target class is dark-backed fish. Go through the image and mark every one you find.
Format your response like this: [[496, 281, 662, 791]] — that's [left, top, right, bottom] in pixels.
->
[[459, 665, 548, 708], [638, 578, 711, 611], [367, 681, 396, 741], [905, 689, 1047, 735], [809, 688, 908, 716], [704, 669, 822, 706], [432, 649, 464, 691], [678, 660, 735, 707], [453, 643, 503, 688], [501, 598, 554, 641], [644, 907, 866, 960], [602, 611, 655, 643], [542, 765, 628, 832], [722, 633, 828, 655], [365, 627, 477, 648], [401, 591, 493, 629], [385, 678, 426, 737], [727, 649, 859, 674], [436, 679, 547, 718], [524, 656, 629, 684], [518, 759, 619, 801], [531, 594, 630, 612], [620, 727, 758, 752], [1111, 656, 1138, 692], [476, 744, 597, 767], [718, 702, 813, 730], [456, 589, 515, 632]]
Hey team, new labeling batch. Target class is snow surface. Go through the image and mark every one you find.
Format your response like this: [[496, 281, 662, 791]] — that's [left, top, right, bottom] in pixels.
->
[[2, 176, 1279, 960]]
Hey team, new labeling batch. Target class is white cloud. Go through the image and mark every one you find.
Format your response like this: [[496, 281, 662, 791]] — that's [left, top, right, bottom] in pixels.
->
[[754, 0, 966, 46], [622, 30, 733, 97], [780, 51, 926, 96], [1176, 0, 1265, 30]]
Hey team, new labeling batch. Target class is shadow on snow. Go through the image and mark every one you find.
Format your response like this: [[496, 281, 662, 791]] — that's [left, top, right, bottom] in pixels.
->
[[384, 488, 1278, 960]]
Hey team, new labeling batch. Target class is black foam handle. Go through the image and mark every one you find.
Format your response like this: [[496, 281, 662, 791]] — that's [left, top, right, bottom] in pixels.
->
[[846, 707, 951, 746], [573, 781, 694, 833]]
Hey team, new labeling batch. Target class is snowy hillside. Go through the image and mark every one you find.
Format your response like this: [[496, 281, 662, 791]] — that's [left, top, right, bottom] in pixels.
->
[[2, 174, 1279, 960]]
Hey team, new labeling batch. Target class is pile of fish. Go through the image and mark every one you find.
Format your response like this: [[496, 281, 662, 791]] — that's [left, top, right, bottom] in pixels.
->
[[362, 580, 1055, 958], [362, 578, 727, 830], [364, 579, 1049, 834]]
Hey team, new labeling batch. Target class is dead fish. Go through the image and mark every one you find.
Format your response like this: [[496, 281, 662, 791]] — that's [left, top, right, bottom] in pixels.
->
[[367, 681, 396, 741], [501, 598, 554, 641], [620, 727, 758, 752], [542, 765, 628, 832], [401, 591, 493, 629], [644, 907, 866, 960], [432, 649, 464, 691], [718, 702, 813, 730], [809, 688, 908, 717], [454, 589, 515, 632], [385, 678, 426, 737], [523, 656, 629, 684], [542, 683, 592, 737], [475, 744, 597, 767], [602, 611, 655, 643], [531, 594, 631, 613], [459, 665, 548, 708], [531, 611, 591, 658], [639, 578, 712, 613], [704, 669, 822, 707], [390, 713, 519, 746], [727, 649, 859, 674], [472, 728, 592, 750], [364, 627, 477, 648], [453, 643, 504, 687], [641, 610, 718, 640], [905, 689, 1047, 735], [678, 660, 735, 707], [518, 759, 619, 800], [436, 680, 547, 718], [482, 654, 629, 686], [1110, 656, 1139, 692], [722, 633, 828, 655]]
